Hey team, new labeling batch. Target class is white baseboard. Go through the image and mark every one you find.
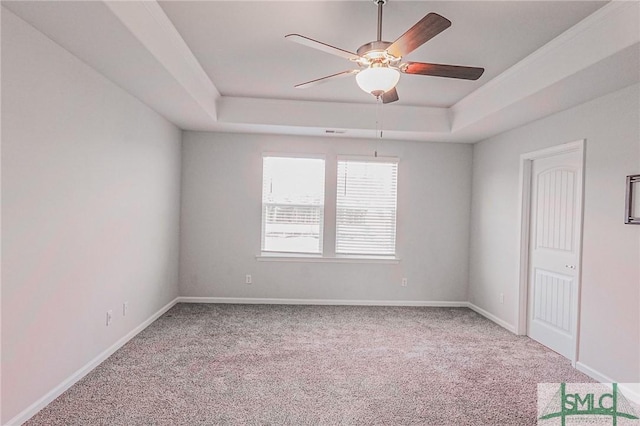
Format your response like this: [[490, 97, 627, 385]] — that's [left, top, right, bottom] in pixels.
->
[[575, 362, 640, 405], [177, 296, 469, 307], [466, 302, 517, 334], [6, 297, 179, 426], [576, 361, 617, 383]]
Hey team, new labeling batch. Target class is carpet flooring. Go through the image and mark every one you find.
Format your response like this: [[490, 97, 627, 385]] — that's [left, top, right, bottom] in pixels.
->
[[26, 304, 596, 425]]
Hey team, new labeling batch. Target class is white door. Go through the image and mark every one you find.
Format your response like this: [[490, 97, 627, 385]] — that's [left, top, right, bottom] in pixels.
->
[[527, 149, 582, 359]]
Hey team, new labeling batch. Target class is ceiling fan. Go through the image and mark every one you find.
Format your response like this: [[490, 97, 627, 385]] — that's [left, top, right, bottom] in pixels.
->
[[285, 0, 484, 104]]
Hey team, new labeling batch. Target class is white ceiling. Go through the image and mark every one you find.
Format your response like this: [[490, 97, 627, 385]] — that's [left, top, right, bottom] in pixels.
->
[[158, 1, 604, 107], [3, 0, 639, 143]]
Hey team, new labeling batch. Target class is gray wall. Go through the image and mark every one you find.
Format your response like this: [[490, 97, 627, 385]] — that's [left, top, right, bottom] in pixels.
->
[[469, 83, 640, 383], [179, 132, 472, 302], [1, 9, 182, 423]]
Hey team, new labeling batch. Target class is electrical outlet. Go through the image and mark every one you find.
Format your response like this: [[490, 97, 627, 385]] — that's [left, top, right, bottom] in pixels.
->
[[123, 302, 129, 316], [499, 293, 504, 304], [106, 310, 113, 326], [246, 274, 252, 284], [401, 278, 408, 287]]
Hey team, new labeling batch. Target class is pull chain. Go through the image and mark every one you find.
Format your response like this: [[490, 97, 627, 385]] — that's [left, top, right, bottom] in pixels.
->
[[375, 96, 384, 157]]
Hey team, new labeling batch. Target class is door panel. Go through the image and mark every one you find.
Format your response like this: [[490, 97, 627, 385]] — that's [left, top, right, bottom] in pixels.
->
[[528, 150, 582, 359], [533, 268, 573, 334], [535, 168, 576, 252]]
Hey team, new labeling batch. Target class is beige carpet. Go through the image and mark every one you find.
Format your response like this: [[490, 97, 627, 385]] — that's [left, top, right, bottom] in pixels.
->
[[26, 304, 595, 425]]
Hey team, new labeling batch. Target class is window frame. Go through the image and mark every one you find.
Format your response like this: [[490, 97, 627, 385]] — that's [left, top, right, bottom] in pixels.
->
[[258, 153, 400, 263]]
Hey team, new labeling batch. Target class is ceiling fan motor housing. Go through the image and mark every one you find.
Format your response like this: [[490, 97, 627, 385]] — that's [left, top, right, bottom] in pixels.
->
[[356, 41, 400, 68]]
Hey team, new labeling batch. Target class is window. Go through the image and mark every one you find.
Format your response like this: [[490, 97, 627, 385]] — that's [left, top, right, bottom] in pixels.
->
[[260, 154, 398, 260], [261, 156, 325, 254], [336, 158, 398, 256]]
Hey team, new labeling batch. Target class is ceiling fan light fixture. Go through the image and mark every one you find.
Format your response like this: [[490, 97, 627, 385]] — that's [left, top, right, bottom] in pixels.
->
[[287, 2, 484, 104], [356, 66, 400, 96]]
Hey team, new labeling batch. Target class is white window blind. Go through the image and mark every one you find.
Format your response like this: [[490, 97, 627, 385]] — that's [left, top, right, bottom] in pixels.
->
[[336, 158, 398, 256], [261, 156, 325, 254]]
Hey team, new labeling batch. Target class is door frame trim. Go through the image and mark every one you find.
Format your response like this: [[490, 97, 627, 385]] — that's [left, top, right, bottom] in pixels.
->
[[516, 139, 586, 366]]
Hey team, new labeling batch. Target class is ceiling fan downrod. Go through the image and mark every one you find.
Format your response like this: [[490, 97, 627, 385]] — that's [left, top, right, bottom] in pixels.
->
[[375, 0, 387, 42]]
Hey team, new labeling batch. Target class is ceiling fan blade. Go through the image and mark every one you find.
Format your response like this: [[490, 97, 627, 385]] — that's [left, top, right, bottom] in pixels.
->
[[294, 70, 359, 89], [402, 62, 484, 80], [387, 13, 451, 58], [285, 34, 360, 61], [382, 87, 399, 104]]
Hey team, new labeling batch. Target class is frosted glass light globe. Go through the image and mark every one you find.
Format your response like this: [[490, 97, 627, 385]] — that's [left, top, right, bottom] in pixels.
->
[[356, 67, 400, 96]]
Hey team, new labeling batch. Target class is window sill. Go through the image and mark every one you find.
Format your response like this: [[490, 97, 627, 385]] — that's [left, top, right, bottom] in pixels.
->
[[256, 253, 400, 264]]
